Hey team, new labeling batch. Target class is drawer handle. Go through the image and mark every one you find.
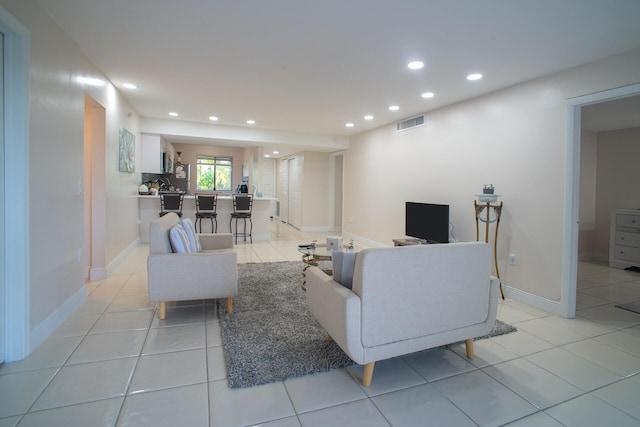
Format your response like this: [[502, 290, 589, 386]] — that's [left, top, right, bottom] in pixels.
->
[[621, 236, 625, 240]]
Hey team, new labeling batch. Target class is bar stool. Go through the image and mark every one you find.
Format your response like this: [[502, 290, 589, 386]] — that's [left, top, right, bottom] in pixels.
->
[[230, 194, 253, 244], [159, 192, 184, 217], [194, 193, 218, 233]]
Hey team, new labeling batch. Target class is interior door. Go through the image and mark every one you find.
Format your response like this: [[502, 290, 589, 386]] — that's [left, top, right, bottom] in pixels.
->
[[288, 156, 302, 228], [261, 159, 276, 217], [279, 159, 289, 223]]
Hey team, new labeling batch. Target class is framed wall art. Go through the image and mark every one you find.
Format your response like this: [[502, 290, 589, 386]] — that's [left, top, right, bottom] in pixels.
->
[[119, 127, 135, 172]]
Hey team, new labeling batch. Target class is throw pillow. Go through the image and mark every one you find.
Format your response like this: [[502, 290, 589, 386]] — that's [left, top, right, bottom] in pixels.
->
[[169, 224, 191, 253], [181, 218, 202, 253], [332, 250, 357, 289]]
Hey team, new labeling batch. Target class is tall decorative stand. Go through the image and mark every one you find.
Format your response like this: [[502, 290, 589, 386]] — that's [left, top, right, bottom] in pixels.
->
[[474, 198, 505, 299]]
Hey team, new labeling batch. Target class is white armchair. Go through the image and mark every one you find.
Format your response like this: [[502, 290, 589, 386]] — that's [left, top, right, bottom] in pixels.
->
[[306, 242, 499, 386], [147, 212, 238, 319]]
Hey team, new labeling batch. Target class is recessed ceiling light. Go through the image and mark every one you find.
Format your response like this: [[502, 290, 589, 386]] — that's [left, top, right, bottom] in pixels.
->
[[168, 112, 179, 117], [421, 92, 435, 99], [467, 73, 483, 81], [345, 123, 354, 128], [209, 116, 219, 121], [264, 154, 271, 158], [273, 151, 279, 154], [364, 115, 374, 120], [246, 120, 256, 125], [123, 83, 137, 89], [408, 61, 424, 70], [389, 105, 400, 111]]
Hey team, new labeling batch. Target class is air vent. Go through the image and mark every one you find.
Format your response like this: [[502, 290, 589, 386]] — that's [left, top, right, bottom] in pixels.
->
[[396, 115, 425, 132]]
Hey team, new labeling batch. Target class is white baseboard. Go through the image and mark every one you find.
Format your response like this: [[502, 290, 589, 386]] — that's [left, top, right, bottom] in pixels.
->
[[502, 283, 563, 317], [106, 238, 140, 277], [30, 285, 87, 351], [579, 252, 608, 263], [299, 225, 335, 233], [89, 267, 107, 281]]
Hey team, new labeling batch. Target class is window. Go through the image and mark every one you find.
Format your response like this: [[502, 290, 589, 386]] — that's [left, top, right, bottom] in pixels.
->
[[196, 156, 232, 191]]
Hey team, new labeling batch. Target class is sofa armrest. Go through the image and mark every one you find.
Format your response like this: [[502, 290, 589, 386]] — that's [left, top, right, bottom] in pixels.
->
[[198, 233, 234, 250], [305, 266, 364, 363], [147, 251, 238, 301]]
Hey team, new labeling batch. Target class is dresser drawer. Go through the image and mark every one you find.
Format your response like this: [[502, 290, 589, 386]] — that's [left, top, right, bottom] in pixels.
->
[[615, 231, 640, 248], [613, 245, 640, 263], [616, 214, 640, 229]]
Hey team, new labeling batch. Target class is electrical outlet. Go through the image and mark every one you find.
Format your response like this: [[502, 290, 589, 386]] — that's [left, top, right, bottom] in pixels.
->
[[76, 248, 83, 263], [509, 254, 517, 265]]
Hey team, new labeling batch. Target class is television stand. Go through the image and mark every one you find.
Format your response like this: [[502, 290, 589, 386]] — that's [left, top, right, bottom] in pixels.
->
[[393, 238, 437, 246]]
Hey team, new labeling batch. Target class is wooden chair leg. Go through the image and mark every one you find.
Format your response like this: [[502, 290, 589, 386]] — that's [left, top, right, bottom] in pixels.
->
[[159, 302, 166, 320], [465, 338, 474, 358], [226, 297, 233, 314], [326, 335, 333, 342], [362, 362, 375, 387]]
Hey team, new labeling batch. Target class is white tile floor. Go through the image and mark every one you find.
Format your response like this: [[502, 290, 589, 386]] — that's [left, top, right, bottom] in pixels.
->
[[2, 221, 640, 426]]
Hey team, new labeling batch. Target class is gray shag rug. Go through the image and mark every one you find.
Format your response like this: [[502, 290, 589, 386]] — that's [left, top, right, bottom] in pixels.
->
[[616, 300, 640, 315], [218, 261, 516, 389]]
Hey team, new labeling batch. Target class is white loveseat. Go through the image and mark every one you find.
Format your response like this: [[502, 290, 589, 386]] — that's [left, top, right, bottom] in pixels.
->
[[306, 241, 499, 386], [147, 212, 238, 319]]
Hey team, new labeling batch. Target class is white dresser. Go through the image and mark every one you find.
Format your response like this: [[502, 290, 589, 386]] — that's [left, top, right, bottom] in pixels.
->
[[609, 209, 640, 269]]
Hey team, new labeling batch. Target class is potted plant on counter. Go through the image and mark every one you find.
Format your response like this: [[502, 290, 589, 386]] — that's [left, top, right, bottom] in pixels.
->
[[483, 184, 495, 194]]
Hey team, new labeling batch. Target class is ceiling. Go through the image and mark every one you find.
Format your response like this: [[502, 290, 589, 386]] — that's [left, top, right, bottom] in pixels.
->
[[37, 0, 640, 146]]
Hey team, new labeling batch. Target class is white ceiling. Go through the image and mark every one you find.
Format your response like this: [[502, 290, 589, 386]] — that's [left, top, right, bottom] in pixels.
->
[[38, 0, 640, 143]]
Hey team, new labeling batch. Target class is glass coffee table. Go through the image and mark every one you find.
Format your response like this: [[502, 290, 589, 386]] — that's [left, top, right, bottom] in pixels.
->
[[298, 243, 354, 290]]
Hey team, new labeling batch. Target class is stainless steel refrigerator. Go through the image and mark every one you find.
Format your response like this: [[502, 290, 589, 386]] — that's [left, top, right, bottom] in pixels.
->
[[172, 163, 191, 194]]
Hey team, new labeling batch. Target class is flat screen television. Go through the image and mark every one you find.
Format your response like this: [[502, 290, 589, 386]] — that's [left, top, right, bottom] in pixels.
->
[[405, 202, 450, 243]]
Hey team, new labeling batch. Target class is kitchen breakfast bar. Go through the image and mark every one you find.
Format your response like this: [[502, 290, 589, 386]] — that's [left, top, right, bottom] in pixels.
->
[[138, 195, 276, 243]]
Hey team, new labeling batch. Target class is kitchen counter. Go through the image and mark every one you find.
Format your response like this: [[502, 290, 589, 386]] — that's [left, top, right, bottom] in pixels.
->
[[138, 195, 276, 243]]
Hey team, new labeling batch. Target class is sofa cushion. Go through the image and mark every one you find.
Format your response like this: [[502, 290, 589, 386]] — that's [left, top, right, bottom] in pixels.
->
[[181, 218, 202, 253], [169, 224, 191, 253], [332, 250, 357, 289]]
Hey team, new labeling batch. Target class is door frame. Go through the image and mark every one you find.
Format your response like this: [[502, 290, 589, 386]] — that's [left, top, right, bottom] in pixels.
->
[[562, 82, 640, 318], [1, 6, 30, 362]]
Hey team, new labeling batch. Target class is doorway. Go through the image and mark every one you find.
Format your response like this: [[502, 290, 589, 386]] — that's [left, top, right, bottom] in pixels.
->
[[84, 95, 107, 280], [563, 82, 640, 318]]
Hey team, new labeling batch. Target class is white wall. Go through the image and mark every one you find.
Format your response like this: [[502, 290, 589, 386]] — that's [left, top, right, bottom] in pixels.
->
[[594, 127, 640, 258], [301, 151, 331, 230], [2, 0, 141, 351], [345, 48, 640, 303], [578, 130, 598, 260]]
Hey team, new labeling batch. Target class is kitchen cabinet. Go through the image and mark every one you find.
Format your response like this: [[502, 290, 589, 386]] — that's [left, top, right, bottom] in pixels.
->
[[141, 134, 162, 173], [141, 134, 176, 173], [609, 208, 640, 269]]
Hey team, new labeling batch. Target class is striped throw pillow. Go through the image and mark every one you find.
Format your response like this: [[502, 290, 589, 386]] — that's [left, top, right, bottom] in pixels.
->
[[169, 224, 191, 253], [181, 218, 202, 253]]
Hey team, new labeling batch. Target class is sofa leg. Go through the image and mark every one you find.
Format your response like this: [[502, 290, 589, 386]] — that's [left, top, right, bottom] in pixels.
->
[[465, 338, 474, 358], [226, 297, 233, 314], [362, 362, 375, 387], [326, 335, 333, 342], [159, 302, 166, 320]]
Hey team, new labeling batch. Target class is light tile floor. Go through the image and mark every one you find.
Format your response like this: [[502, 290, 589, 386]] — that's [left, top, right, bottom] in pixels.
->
[[2, 221, 640, 426]]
